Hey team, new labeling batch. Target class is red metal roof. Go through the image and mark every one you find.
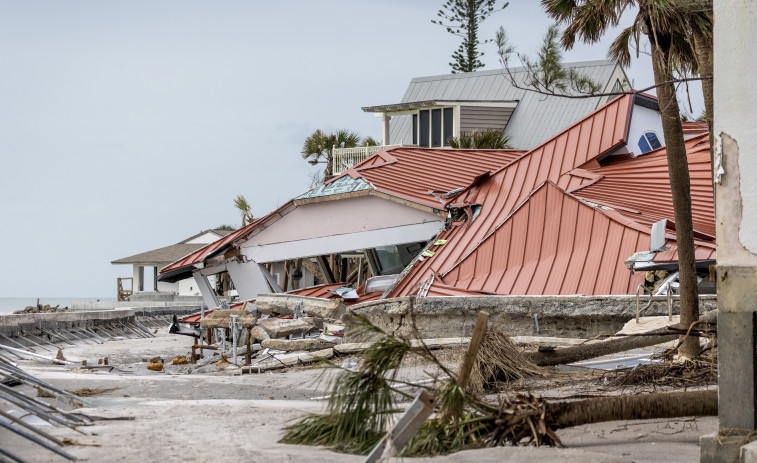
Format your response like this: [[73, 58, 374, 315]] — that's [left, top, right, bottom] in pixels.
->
[[164, 149, 524, 275], [340, 147, 526, 209], [437, 182, 649, 295], [682, 121, 709, 136], [572, 134, 715, 236], [288, 282, 383, 306], [388, 95, 715, 298], [160, 221, 260, 274]]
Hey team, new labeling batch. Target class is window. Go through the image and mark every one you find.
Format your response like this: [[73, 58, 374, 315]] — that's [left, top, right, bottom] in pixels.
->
[[416, 107, 454, 147], [431, 109, 442, 147], [638, 131, 662, 154], [443, 108, 453, 146], [419, 110, 429, 147], [412, 114, 418, 145]]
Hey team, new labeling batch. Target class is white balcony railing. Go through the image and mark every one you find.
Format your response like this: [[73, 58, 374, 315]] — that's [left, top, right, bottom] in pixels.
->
[[332, 143, 417, 175]]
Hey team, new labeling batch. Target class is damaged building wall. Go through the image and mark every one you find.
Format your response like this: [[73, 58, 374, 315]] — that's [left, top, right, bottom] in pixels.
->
[[702, 3, 757, 461]]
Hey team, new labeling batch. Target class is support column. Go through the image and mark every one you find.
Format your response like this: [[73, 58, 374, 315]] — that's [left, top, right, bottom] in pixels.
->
[[702, 3, 757, 461], [153, 267, 158, 292], [133, 265, 144, 292], [381, 113, 391, 146]]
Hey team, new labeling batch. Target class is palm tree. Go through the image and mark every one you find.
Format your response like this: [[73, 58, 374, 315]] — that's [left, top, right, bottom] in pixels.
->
[[233, 194, 254, 227], [542, 0, 712, 358], [448, 128, 512, 148], [301, 129, 362, 179]]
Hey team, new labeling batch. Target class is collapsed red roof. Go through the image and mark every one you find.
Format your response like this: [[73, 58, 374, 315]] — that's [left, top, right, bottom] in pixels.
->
[[388, 94, 715, 298]]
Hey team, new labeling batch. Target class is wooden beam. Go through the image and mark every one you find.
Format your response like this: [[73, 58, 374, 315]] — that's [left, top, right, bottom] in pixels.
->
[[457, 311, 489, 389]]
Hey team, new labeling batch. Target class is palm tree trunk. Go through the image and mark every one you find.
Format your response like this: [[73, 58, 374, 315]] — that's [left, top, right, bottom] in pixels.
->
[[548, 390, 716, 429], [648, 31, 700, 358], [692, 27, 715, 206]]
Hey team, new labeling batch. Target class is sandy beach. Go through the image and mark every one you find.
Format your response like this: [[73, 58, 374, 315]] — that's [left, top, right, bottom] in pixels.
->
[[1, 327, 716, 463]]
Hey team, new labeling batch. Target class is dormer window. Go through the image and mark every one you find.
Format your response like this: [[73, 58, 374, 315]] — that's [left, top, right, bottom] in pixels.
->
[[638, 131, 662, 154], [415, 107, 454, 147]]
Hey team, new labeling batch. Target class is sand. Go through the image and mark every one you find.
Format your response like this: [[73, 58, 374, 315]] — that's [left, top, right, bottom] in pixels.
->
[[1, 327, 716, 462]]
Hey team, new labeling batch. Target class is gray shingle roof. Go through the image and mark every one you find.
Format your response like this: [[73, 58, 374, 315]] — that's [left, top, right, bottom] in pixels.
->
[[112, 228, 237, 265], [111, 243, 206, 265], [387, 60, 624, 150]]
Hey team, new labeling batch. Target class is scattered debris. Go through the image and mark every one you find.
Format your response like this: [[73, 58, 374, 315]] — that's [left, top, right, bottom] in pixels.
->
[[147, 362, 163, 371], [172, 355, 189, 365], [66, 387, 121, 397]]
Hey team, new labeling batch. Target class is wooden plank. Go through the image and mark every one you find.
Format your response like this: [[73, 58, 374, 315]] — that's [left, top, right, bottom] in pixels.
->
[[364, 390, 434, 463], [457, 311, 489, 389]]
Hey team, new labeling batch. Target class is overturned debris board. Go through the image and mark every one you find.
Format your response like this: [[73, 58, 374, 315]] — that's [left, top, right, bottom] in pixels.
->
[[243, 348, 333, 373]]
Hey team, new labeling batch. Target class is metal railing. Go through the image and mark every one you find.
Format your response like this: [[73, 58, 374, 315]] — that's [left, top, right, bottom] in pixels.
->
[[332, 142, 417, 175]]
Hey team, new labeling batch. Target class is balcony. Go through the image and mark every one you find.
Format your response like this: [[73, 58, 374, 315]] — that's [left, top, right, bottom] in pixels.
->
[[332, 143, 416, 175]]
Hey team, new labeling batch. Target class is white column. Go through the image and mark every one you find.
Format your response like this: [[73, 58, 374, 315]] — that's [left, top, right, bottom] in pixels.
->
[[133, 264, 144, 292], [382, 113, 391, 145]]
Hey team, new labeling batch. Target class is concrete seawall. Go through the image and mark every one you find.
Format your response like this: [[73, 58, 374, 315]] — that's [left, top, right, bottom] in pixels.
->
[[344, 295, 718, 341], [0, 305, 198, 337]]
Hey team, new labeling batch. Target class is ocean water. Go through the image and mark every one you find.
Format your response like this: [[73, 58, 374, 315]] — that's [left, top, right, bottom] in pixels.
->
[[0, 297, 115, 315]]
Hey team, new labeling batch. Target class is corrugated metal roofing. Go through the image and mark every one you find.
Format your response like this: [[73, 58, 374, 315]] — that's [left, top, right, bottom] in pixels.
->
[[681, 121, 710, 136], [389, 94, 636, 297], [440, 182, 650, 295], [160, 221, 259, 274], [342, 147, 526, 209], [287, 282, 383, 306], [388, 94, 715, 298], [386, 60, 621, 150], [572, 134, 715, 236]]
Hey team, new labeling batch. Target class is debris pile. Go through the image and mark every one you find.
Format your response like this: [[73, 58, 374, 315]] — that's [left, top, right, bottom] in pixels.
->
[[14, 303, 72, 314], [282, 311, 720, 458], [170, 296, 348, 373]]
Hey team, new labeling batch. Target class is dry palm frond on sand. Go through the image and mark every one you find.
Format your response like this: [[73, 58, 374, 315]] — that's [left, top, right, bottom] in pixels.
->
[[469, 330, 546, 394]]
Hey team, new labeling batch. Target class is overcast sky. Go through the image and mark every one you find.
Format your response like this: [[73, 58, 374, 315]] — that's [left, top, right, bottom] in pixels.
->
[[0, 1, 703, 298]]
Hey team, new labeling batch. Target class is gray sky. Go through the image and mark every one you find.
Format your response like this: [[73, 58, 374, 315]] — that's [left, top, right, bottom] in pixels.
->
[[0, 1, 703, 297]]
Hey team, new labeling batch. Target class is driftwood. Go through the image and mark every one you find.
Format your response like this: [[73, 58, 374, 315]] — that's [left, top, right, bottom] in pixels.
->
[[526, 310, 717, 367]]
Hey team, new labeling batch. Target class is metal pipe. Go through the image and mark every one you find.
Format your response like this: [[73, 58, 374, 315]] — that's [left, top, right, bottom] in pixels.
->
[[0, 407, 66, 446], [635, 284, 652, 323], [533, 313, 541, 334], [667, 282, 673, 321], [0, 333, 36, 353], [231, 315, 239, 365], [0, 344, 73, 364], [0, 362, 89, 407], [0, 444, 28, 463], [39, 328, 77, 347], [0, 417, 77, 460], [19, 334, 53, 353]]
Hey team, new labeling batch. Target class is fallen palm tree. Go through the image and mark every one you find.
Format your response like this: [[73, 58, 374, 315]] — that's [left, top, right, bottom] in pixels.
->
[[525, 309, 717, 367], [281, 312, 718, 457]]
